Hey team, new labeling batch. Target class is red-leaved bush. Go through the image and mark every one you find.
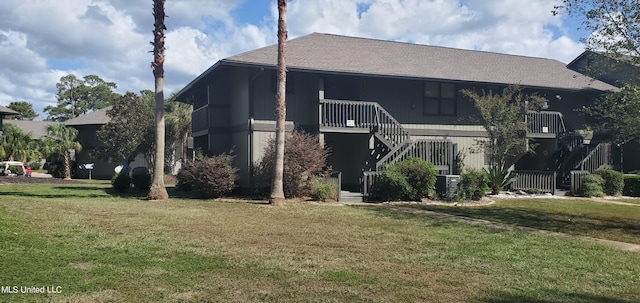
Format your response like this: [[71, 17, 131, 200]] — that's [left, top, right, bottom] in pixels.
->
[[255, 131, 329, 198], [176, 153, 238, 198]]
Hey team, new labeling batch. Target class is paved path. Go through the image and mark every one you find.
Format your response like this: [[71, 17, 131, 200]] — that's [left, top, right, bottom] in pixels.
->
[[364, 204, 640, 252]]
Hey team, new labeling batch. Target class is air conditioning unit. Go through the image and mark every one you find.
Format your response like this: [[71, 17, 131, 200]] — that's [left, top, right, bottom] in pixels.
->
[[436, 175, 461, 201]]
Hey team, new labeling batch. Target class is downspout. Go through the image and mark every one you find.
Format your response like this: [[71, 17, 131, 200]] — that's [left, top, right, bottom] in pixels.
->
[[248, 68, 264, 191], [249, 118, 254, 191]]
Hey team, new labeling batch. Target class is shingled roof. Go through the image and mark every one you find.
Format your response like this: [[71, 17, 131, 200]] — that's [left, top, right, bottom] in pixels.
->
[[64, 106, 111, 126], [3, 120, 56, 139], [0, 105, 19, 115], [217, 33, 614, 91]]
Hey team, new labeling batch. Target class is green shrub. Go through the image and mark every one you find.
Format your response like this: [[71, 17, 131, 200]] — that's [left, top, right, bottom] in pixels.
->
[[255, 131, 329, 198], [176, 153, 238, 198], [311, 181, 337, 202], [623, 174, 640, 197], [371, 157, 437, 202], [526, 188, 542, 195], [176, 160, 196, 191], [131, 167, 151, 192], [593, 169, 624, 196], [484, 166, 517, 195], [371, 168, 413, 201], [29, 162, 42, 170], [579, 174, 605, 197], [393, 157, 437, 200], [111, 172, 131, 192], [457, 168, 489, 201], [46, 159, 76, 178]]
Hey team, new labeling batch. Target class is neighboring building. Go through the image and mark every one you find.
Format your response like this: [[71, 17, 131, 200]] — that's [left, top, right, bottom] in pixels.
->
[[567, 50, 640, 87], [0, 105, 19, 134], [3, 120, 56, 139], [568, 50, 640, 172], [65, 107, 147, 179], [174, 33, 617, 193]]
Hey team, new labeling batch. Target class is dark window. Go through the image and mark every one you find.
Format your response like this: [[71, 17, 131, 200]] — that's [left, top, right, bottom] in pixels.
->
[[423, 82, 456, 116]]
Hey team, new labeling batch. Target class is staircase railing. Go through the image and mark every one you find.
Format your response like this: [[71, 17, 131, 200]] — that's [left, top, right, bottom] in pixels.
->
[[558, 142, 614, 188], [579, 143, 613, 172], [374, 105, 410, 148], [375, 139, 453, 171]]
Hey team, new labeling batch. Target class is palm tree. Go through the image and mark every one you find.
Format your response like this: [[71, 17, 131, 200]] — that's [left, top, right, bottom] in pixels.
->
[[148, 0, 169, 200], [0, 124, 40, 162], [270, 0, 288, 206], [165, 100, 192, 164], [42, 123, 81, 180]]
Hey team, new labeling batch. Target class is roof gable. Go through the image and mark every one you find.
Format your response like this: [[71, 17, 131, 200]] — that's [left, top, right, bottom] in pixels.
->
[[3, 120, 56, 139], [64, 106, 111, 126], [0, 105, 19, 115], [222, 33, 614, 91]]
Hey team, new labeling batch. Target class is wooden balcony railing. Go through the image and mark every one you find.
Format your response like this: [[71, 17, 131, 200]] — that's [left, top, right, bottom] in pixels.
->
[[526, 111, 566, 136], [320, 99, 409, 148], [510, 170, 556, 194]]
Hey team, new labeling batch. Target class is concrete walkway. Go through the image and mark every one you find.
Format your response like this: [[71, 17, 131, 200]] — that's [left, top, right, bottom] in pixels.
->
[[367, 204, 640, 252]]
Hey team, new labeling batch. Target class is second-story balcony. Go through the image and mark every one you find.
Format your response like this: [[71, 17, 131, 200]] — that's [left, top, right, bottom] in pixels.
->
[[526, 111, 566, 138]]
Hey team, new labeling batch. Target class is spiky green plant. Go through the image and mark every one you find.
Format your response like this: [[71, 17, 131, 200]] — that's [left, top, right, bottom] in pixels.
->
[[484, 166, 517, 195]]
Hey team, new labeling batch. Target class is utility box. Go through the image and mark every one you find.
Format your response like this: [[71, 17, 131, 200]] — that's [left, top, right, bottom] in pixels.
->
[[436, 175, 461, 201]]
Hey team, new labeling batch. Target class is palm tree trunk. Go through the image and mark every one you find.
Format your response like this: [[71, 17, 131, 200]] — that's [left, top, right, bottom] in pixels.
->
[[64, 151, 71, 180], [269, 0, 287, 206], [148, 0, 168, 200]]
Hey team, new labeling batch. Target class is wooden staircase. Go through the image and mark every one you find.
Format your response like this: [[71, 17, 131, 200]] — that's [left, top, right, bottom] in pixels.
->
[[319, 99, 453, 174]]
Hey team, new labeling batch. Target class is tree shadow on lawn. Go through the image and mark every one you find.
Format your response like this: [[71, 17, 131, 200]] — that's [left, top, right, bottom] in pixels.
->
[[478, 290, 637, 303], [354, 204, 640, 244]]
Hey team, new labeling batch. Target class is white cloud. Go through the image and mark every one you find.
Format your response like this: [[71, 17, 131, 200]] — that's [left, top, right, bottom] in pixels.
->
[[0, 0, 588, 118], [0, 31, 47, 73]]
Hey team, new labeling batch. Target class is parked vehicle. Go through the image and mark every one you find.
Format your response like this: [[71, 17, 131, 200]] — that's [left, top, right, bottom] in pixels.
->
[[0, 161, 27, 176]]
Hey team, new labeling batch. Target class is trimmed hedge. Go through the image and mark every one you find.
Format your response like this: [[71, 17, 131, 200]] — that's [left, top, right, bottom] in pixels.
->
[[457, 168, 489, 201], [371, 157, 437, 202], [131, 167, 151, 192], [623, 174, 640, 197], [311, 181, 337, 202], [593, 169, 624, 196], [578, 174, 605, 197]]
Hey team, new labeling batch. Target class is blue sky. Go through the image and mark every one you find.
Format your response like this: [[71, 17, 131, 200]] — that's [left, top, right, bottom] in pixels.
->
[[0, 0, 590, 119]]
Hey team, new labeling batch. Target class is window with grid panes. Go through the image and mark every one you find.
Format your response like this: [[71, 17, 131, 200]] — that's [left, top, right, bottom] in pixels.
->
[[423, 82, 456, 116]]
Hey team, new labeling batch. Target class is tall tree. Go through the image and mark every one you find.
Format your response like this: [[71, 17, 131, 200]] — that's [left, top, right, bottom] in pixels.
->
[[165, 100, 192, 166], [41, 123, 82, 180], [0, 124, 40, 162], [148, 0, 169, 200], [44, 74, 118, 121], [555, 0, 640, 146], [95, 91, 155, 165], [462, 85, 547, 172], [580, 85, 640, 144], [7, 101, 38, 120], [554, 0, 639, 61], [270, 0, 288, 206]]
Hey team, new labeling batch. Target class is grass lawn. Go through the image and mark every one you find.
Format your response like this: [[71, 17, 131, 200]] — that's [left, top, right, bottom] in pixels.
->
[[611, 198, 640, 205], [0, 182, 639, 302], [411, 197, 640, 245]]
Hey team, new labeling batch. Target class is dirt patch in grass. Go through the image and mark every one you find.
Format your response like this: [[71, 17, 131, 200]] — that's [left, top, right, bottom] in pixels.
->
[[0, 176, 85, 185]]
